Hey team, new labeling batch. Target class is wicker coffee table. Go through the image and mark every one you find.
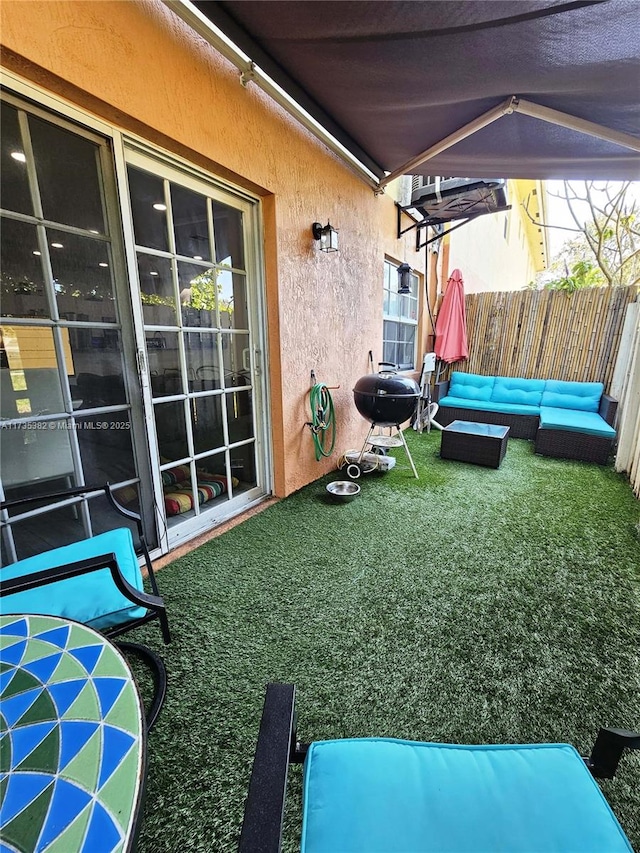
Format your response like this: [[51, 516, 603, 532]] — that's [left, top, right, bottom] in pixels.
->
[[441, 420, 510, 468]]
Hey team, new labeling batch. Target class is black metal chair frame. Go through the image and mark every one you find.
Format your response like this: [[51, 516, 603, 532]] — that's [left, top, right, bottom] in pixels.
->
[[0, 483, 170, 729], [239, 683, 640, 853]]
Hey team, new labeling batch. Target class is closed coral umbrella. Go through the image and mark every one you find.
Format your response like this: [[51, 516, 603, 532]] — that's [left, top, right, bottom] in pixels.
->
[[435, 269, 468, 364]]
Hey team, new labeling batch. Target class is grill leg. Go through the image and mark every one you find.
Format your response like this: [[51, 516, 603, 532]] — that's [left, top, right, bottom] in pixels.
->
[[357, 424, 376, 464], [397, 425, 419, 479]]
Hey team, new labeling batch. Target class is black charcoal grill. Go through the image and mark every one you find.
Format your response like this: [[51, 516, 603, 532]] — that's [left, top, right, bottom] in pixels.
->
[[353, 363, 420, 426], [350, 363, 420, 479]]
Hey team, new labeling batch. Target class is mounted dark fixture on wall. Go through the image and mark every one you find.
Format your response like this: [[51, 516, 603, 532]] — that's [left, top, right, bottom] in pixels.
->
[[312, 221, 339, 253], [397, 262, 413, 294]]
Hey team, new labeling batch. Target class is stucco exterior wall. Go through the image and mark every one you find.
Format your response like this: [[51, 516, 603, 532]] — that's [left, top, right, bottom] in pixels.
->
[[0, 0, 424, 497]]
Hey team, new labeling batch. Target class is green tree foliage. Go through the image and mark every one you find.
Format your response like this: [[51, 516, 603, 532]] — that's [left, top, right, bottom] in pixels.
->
[[529, 181, 640, 290]]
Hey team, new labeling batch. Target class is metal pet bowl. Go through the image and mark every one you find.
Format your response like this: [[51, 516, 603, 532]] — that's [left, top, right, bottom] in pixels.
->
[[326, 480, 361, 502]]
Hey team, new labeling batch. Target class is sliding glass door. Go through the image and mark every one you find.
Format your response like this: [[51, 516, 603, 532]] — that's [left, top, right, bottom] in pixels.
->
[[124, 150, 268, 547], [0, 96, 152, 561], [1, 90, 270, 561]]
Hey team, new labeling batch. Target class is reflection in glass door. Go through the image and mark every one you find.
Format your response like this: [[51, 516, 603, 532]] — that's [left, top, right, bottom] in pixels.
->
[[0, 97, 151, 563], [126, 153, 267, 543]]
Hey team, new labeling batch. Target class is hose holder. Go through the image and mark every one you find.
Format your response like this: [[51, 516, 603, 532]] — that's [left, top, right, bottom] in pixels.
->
[[306, 377, 338, 460]]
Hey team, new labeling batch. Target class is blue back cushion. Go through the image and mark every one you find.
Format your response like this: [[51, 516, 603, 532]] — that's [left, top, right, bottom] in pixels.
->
[[1, 528, 147, 631], [541, 380, 603, 412], [492, 376, 545, 407], [448, 372, 495, 402], [301, 738, 632, 853]]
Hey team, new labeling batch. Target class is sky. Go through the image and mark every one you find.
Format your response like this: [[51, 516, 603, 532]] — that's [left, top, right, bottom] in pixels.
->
[[544, 180, 640, 260]]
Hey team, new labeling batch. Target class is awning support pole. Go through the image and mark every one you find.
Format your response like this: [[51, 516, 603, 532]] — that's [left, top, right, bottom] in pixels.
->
[[379, 96, 640, 193], [515, 99, 640, 152], [377, 97, 518, 191]]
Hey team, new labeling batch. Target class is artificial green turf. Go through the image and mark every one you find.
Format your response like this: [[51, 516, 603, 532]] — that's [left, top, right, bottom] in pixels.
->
[[134, 431, 640, 852]]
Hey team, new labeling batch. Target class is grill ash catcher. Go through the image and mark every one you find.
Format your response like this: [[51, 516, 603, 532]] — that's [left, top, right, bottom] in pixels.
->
[[346, 361, 420, 479]]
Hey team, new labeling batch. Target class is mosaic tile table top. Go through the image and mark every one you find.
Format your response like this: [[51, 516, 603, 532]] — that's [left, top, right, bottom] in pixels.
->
[[0, 614, 145, 853]]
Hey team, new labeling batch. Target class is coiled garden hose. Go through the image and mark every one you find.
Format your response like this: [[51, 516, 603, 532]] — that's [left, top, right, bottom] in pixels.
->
[[308, 383, 337, 460]]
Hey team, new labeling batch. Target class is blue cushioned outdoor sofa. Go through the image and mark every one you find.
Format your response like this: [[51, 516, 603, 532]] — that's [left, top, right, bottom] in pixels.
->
[[434, 372, 618, 464]]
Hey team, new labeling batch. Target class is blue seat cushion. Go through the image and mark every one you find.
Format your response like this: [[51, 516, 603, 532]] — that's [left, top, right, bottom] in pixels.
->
[[541, 380, 604, 412], [448, 372, 495, 402], [1, 528, 147, 631], [491, 376, 545, 407], [301, 738, 632, 853], [439, 396, 540, 417], [539, 407, 616, 438]]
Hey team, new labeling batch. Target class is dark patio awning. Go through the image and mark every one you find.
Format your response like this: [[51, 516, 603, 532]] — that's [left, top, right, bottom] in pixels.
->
[[178, 0, 640, 184]]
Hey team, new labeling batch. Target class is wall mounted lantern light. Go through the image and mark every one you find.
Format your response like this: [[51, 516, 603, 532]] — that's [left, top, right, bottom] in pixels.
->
[[397, 262, 413, 294], [312, 221, 339, 253]]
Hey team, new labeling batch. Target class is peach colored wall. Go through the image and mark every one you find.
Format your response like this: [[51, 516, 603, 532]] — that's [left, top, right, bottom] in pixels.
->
[[1, 0, 424, 497]]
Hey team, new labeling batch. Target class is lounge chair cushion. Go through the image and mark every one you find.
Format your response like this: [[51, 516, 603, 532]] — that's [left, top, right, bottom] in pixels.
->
[[538, 407, 617, 438], [541, 379, 604, 412], [1, 528, 147, 631], [448, 371, 495, 402], [301, 738, 632, 853]]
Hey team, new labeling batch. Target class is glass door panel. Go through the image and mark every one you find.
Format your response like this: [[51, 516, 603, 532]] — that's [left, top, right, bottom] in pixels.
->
[[29, 114, 107, 233], [137, 255, 176, 326], [212, 200, 245, 268], [1, 101, 33, 216], [126, 153, 267, 542], [178, 262, 217, 328], [1, 219, 48, 318], [1, 98, 153, 563]]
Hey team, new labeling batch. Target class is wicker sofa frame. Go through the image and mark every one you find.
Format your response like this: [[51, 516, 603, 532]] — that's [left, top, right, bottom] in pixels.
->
[[434, 379, 618, 464]]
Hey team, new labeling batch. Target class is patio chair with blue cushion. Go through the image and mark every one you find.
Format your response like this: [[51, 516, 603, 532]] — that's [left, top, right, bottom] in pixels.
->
[[0, 483, 169, 727], [240, 683, 640, 853]]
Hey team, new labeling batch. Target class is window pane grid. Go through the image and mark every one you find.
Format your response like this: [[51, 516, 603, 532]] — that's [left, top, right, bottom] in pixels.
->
[[382, 261, 418, 370]]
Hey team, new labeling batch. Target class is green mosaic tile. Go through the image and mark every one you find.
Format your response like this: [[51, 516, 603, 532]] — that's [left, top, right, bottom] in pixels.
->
[[98, 741, 141, 832], [0, 634, 22, 651], [20, 638, 60, 666], [15, 688, 57, 728], [1, 781, 54, 853], [62, 681, 100, 722], [0, 768, 8, 799], [1, 667, 39, 699], [60, 728, 101, 793], [28, 615, 59, 635], [67, 624, 95, 651], [0, 735, 9, 774], [92, 649, 122, 679], [104, 681, 141, 731], [51, 651, 88, 684], [42, 801, 93, 853], [15, 726, 60, 775]]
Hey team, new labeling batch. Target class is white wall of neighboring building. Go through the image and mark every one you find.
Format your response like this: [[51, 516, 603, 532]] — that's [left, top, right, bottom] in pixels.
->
[[444, 180, 548, 294]]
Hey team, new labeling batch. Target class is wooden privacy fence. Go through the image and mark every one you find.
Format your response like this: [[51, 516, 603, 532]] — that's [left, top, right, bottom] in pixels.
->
[[446, 286, 638, 389]]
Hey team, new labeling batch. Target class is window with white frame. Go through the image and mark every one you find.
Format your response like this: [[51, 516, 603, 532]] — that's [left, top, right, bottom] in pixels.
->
[[382, 260, 418, 370]]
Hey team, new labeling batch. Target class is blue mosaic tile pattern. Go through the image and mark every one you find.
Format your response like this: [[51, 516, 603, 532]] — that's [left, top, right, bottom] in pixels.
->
[[0, 614, 144, 852]]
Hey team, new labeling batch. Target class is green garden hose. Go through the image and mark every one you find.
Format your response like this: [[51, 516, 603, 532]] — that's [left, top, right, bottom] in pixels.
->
[[309, 383, 337, 460]]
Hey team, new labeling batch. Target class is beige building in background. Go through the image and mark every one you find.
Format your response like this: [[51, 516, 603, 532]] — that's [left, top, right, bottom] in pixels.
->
[[445, 180, 549, 294]]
